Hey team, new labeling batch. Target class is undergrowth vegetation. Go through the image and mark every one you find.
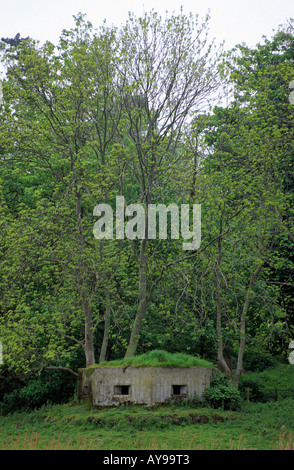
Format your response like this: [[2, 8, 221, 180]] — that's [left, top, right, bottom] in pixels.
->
[[239, 364, 294, 402], [0, 361, 293, 450], [0, 398, 293, 450]]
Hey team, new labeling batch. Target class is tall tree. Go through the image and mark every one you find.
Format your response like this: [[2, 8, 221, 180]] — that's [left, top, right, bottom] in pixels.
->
[[116, 10, 222, 357], [0, 14, 125, 371], [183, 22, 294, 381]]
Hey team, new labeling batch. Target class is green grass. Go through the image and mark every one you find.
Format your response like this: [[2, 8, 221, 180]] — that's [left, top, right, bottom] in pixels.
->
[[87, 350, 214, 373], [1, 364, 293, 450], [0, 399, 293, 450], [241, 364, 294, 389], [239, 364, 294, 401]]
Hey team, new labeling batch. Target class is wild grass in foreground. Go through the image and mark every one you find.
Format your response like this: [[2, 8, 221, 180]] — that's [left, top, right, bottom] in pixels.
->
[[0, 399, 293, 450], [1, 429, 293, 451]]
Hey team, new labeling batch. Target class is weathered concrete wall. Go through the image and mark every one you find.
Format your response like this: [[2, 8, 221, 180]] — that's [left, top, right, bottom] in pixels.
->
[[79, 366, 215, 407]]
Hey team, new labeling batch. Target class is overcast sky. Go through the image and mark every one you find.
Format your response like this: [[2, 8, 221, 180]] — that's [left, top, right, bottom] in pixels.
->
[[0, 0, 293, 52]]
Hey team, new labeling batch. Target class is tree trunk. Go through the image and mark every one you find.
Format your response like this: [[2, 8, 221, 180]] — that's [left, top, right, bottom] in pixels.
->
[[124, 237, 148, 358], [234, 261, 265, 385], [84, 296, 96, 367], [76, 193, 96, 367], [213, 213, 232, 380], [99, 290, 111, 363], [214, 269, 232, 380]]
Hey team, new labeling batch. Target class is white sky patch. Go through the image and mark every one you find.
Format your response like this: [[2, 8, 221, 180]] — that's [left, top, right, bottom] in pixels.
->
[[0, 0, 293, 50]]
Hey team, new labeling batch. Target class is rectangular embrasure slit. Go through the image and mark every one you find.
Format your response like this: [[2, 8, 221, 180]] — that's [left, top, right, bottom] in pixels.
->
[[114, 385, 130, 395], [172, 385, 187, 395]]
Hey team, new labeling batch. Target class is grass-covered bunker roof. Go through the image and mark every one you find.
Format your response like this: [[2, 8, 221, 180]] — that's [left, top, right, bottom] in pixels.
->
[[85, 350, 214, 375]]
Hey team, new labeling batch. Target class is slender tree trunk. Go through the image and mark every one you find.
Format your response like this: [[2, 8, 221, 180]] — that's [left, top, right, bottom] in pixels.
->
[[99, 290, 111, 363], [76, 191, 96, 367], [45, 366, 78, 377], [124, 168, 152, 358], [124, 237, 148, 358], [83, 295, 96, 366], [214, 269, 232, 380], [213, 212, 232, 379], [190, 136, 198, 199], [234, 261, 265, 385]]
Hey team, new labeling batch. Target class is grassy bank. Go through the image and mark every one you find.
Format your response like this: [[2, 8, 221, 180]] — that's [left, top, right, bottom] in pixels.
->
[[0, 399, 293, 450], [1, 364, 293, 450]]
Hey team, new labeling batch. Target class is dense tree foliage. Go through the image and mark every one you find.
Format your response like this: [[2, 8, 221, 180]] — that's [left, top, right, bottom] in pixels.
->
[[0, 12, 293, 405]]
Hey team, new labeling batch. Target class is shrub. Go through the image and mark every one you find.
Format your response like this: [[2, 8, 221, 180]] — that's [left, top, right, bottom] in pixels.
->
[[238, 377, 264, 402], [203, 373, 241, 410], [0, 371, 76, 415], [239, 364, 294, 403], [243, 351, 278, 372]]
